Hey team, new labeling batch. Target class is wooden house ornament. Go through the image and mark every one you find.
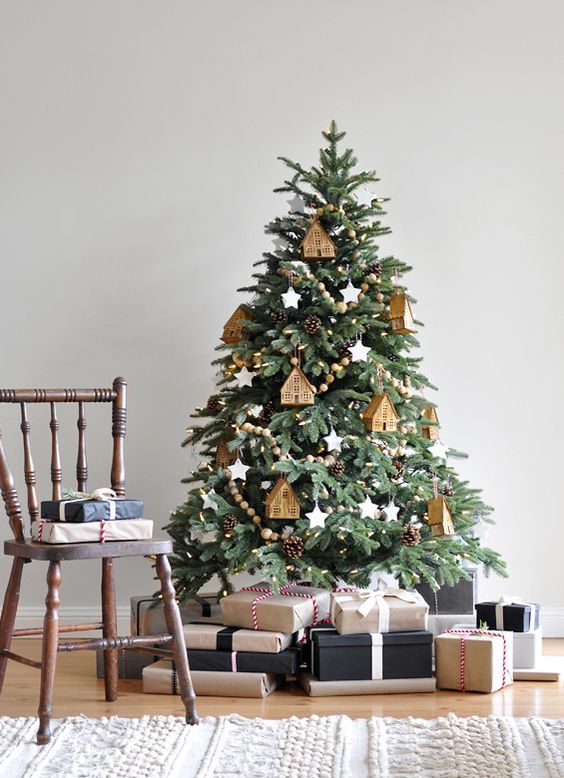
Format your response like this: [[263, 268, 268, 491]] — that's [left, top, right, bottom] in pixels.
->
[[280, 367, 315, 407], [427, 497, 455, 537], [362, 392, 398, 432], [301, 221, 336, 260], [389, 293, 416, 335], [215, 439, 237, 469], [220, 306, 252, 345], [265, 477, 300, 519], [421, 406, 440, 441]]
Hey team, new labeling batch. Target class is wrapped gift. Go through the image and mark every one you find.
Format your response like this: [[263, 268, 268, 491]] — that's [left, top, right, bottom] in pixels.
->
[[413, 569, 477, 614], [331, 588, 428, 635], [131, 593, 221, 636], [298, 672, 436, 697], [475, 597, 540, 633], [435, 628, 513, 693], [183, 623, 293, 653], [143, 660, 279, 697], [41, 489, 144, 522], [311, 628, 432, 681], [95, 649, 157, 679], [187, 646, 302, 674], [453, 623, 543, 670], [220, 582, 331, 632], [32, 518, 153, 543]]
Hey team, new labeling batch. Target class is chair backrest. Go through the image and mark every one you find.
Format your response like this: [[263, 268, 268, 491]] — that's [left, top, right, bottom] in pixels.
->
[[0, 377, 127, 541]]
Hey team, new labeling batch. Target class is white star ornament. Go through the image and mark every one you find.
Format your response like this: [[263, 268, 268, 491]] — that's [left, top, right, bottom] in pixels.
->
[[323, 428, 343, 453], [201, 490, 219, 511], [228, 458, 250, 481], [281, 287, 302, 309], [306, 501, 329, 528], [358, 495, 378, 519], [340, 280, 361, 304], [349, 339, 371, 362], [235, 366, 255, 387]]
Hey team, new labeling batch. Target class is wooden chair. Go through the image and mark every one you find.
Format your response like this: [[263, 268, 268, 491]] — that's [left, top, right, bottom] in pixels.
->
[[0, 377, 199, 744]]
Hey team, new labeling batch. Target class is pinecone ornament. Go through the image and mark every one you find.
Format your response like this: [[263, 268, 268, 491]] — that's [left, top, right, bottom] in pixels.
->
[[439, 483, 454, 497], [329, 461, 345, 477], [402, 524, 421, 546], [223, 514, 240, 535], [387, 353, 400, 363], [283, 535, 305, 558], [304, 314, 322, 335], [367, 261, 382, 277], [207, 396, 222, 414], [258, 401, 275, 425], [337, 338, 356, 360], [391, 460, 404, 481], [271, 310, 288, 326]]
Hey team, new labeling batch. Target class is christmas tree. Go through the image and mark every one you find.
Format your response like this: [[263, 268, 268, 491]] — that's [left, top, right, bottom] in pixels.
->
[[167, 122, 506, 600]]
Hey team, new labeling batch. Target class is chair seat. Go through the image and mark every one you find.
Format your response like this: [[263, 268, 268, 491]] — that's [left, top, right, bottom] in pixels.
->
[[4, 538, 173, 561]]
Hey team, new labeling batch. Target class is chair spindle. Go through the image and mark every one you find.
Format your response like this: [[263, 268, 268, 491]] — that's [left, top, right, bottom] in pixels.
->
[[76, 402, 87, 492], [20, 403, 39, 524], [0, 431, 25, 542], [49, 403, 62, 501]]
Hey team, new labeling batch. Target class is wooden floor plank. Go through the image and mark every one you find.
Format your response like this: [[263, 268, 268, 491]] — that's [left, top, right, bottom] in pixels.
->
[[1, 638, 562, 720]]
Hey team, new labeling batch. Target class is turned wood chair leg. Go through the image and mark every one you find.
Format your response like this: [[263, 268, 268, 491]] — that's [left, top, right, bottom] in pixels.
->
[[155, 554, 199, 726], [0, 557, 24, 694], [101, 558, 118, 702], [37, 561, 62, 745]]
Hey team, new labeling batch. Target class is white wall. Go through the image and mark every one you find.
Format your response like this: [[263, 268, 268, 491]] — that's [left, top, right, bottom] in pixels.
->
[[1, 1, 563, 630]]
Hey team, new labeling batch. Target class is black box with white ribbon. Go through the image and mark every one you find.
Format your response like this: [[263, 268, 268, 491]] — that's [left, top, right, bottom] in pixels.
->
[[311, 628, 433, 681]]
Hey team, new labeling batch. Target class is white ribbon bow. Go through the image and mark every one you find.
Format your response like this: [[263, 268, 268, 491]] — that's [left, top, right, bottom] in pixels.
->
[[332, 587, 420, 633], [59, 488, 119, 522]]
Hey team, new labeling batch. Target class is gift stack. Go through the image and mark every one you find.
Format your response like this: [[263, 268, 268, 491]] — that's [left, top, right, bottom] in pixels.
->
[[434, 596, 552, 692], [143, 581, 330, 697], [298, 587, 436, 696], [33, 488, 151, 544]]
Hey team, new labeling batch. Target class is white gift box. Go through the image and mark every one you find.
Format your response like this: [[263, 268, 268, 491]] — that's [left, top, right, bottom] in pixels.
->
[[453, 623, 542, 669], [31, 518, 153, 543]]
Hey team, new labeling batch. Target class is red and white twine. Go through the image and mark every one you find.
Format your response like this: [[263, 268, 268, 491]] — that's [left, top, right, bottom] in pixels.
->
[[432, 475, 439, 499], [444, 628, 508, 692]]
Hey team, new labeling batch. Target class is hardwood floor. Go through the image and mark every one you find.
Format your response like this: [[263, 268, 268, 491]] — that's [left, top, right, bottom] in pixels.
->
[[1, 639, 563, 720]]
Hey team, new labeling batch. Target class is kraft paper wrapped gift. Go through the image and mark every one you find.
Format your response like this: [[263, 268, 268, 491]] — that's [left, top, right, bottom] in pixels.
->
[[96, 649, 157, 679], [311, 628, 432, 681], [475, 597, 540, 633], [331, 588, 428, 635], [131, 594, 221, 636], [187, 646, 302, 675], [220, 583, 331, 632], [183, 623, 294, 653], [298, 672, 436, 697], [31, 518, 153, 543], [143, 660, 279, 697], [435, 629, 514, 693]]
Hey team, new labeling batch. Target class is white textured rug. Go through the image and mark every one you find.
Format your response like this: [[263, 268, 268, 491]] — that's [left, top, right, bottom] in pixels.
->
[[0, 713, 563, 777]]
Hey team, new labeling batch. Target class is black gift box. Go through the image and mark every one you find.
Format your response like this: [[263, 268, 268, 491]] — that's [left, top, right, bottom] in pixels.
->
[[312, 628, 433, 682], [41, 498, 144, 523], [475, 601, 540, 632], [187, 646, 302, 674], [413, 569, 477, 615]]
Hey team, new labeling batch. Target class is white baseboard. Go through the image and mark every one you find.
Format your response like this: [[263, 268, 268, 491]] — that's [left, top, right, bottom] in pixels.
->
[[14, 606, 130, 635]]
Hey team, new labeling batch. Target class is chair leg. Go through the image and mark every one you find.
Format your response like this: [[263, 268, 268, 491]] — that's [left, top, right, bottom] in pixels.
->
[[101, 558, 118, 702], [155, 554, 199, 726], [37, 561, 62, 745], [0, 557, 25, 694]]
